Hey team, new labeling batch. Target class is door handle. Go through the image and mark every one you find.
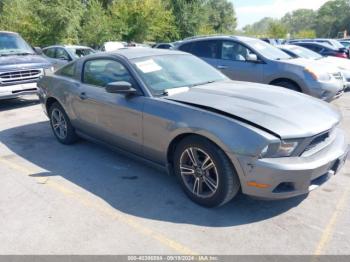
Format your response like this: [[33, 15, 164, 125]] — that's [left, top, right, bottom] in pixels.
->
[[217, 65, 228, 69], [79, 92, 87, 100]]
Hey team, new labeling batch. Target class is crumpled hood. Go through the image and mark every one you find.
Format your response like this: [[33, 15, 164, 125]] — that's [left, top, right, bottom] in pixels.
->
[[0, 55, 51, 72], [165, 80, 341, 139]]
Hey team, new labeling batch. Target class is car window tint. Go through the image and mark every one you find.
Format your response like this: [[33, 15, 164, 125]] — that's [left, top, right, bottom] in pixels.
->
[[44, 48, 55, 58], [191, 40, 220, 59], [55, 48, 70, 60], [178, 43, 193, 53], [68, 48, 95, 59], [221, 41, 253, 61], [58, 63, 75, 78], [83, 59, 132, 87]]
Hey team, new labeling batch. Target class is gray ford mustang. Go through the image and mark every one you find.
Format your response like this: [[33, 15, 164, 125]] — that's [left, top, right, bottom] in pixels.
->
[[37, 48, 349, 207]]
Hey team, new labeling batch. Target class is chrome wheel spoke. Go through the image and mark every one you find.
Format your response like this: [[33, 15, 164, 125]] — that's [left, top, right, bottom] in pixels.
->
[[51, 109, 67, 139], [203, 175, 218, 193], [180, 146, 219, 198], [193, 177, 202, 196], [201, 156, 214, 171], [186, 148, 198, 167], [180, 165, 195, 176]]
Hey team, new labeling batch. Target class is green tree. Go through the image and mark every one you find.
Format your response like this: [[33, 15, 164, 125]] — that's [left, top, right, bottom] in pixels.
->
[[109, 0, 178, 42], [205, 0, 237, 34], [294, 29, 316, 39], [0, 0, 42, 45], [315, 0, 350, 38], [281, 9, 316, 36], [165, 0, 207, 38], [242, 17, 274, 37], [80, 0, 111, 47], [267, 20, 287, 38], [36, 0, 84, 45]]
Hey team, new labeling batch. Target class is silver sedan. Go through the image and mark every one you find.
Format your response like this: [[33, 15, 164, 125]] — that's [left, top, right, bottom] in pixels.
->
[[37, 49, 349, 207]]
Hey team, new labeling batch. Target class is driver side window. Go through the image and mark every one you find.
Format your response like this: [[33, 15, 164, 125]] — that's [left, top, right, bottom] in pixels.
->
[[83, 59, 132, 88], [55, 48, 70, 60], [221, 41, 255, 62]]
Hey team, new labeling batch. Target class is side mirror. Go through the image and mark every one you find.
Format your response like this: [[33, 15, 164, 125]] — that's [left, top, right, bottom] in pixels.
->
[[246, 53, 259, 63], [105, 81, 138, 95], [33, 47, 43, 55]]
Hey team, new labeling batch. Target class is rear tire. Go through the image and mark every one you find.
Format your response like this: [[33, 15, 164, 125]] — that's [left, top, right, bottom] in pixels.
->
[[49, 102, 78, 145], [173, 135, 240, 207], [272, 80, 301, 92]]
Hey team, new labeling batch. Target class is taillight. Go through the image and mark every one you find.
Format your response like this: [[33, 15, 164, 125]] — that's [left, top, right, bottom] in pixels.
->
[[335, 52, 347, 58]]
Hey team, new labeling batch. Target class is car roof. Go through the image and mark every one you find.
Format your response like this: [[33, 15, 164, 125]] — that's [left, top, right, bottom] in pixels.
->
[[292, 41, 336, 50], [179, 35, 258, 44], [102, 47, 187, 59], [278, 44, 301, 50], [0, 31, 19, 35], [44, 45, 92, 49]]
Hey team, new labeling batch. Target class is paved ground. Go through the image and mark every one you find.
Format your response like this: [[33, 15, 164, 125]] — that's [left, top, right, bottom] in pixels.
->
[[0, 94, 349, 255]]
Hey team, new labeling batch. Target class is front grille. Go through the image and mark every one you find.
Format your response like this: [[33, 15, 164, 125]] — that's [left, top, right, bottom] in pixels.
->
[[304, 131, 331, 153], [0, 69, 43, 85], [332, 72, 343, 81]]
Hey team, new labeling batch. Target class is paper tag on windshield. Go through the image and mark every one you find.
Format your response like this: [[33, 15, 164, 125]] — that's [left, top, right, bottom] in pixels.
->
[[135, 59, 162, 73]]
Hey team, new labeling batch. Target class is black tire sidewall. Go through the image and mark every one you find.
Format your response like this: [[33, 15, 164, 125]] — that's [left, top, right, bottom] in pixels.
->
[[174, 136, 240, 207], [274, 81, 301, 92]]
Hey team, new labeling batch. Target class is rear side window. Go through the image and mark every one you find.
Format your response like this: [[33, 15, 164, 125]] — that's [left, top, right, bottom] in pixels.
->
[[83, 59, 132, 87], [57, 63, 76, 78], [191, 40, 220, 59], [44, 48, 55, 58], [178, 42, 193, 53]]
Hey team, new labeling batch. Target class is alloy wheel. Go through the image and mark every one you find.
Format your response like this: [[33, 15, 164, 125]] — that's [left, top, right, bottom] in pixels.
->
[[51, 108, 68, 140], [180, 147, 219, 198]]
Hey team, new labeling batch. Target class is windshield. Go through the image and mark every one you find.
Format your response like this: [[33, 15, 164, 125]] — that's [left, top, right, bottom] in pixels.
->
[[288, 46, 323, 59], [68, 47, 95, 58], [340, 41, 350, 48], [0, 33, 35, 55], [328, 40, 343, 49], [247, 39, 291, 60], [131, 54, 227, 94]]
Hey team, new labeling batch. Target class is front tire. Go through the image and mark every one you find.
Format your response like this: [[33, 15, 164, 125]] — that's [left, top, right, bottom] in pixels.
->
[[174, 135, 240, 207], [272, 80, 301, 92], [49, 102, 78, 145]]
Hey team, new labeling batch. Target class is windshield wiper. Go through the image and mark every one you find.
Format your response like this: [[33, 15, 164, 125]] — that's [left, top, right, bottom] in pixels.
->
[[0, 51, 34, 56], [14, 52, 34, 56], [188, 80, 216, 87]]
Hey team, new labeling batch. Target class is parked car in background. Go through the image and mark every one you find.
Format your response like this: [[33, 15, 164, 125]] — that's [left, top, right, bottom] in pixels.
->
[[279, 44, 350, 89], [0, 31, 52, 100], [153, 43, 175, 49], [43, 45, 95, 70], [339, 40, 350, 48], [260, 38, 280, 46], [292, 42, 349, 59], [289, 39, 349, 58], [100, 41, 126, 52], [37, 48, 348, 207], [175, 35, 345, 101]]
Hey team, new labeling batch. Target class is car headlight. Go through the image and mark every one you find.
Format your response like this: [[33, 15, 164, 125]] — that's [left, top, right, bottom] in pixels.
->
[[260, 140, 300, 158], [304, 67, 331, 82]]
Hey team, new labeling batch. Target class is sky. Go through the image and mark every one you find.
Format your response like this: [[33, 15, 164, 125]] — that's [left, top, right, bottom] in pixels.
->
[[231, 0, 330, 29]]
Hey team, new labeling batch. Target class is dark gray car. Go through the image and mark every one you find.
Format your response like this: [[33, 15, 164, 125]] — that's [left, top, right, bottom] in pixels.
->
[[37, 49, 348, 207]]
